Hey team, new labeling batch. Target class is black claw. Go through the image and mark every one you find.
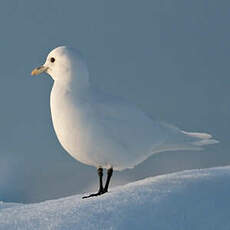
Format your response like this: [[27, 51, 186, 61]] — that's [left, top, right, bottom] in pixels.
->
[[82, 190, 106, 199]]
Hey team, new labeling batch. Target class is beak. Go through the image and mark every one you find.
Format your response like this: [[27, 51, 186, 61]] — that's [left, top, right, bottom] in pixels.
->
[[31, 65, 48, 76]]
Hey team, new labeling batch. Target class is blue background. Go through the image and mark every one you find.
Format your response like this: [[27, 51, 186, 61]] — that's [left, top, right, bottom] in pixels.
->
[[0, 0, 228, 202]]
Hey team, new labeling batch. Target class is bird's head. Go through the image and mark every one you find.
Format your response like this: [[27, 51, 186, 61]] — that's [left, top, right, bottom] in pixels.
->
[[31, 46, 89, 88]]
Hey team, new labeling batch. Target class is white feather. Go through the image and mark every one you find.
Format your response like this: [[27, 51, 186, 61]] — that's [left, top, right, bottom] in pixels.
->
[[42, 46, 218, 171]]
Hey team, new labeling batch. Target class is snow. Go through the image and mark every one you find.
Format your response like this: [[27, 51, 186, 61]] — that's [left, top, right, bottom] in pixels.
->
[[0, 166, 230, 230]]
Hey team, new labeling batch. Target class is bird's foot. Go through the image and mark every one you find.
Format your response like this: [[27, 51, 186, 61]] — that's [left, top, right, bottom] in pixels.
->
[[82, 189, 107, 199]]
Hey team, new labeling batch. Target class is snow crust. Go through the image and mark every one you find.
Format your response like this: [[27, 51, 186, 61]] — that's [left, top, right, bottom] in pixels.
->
[[0, 166, 230, 230]]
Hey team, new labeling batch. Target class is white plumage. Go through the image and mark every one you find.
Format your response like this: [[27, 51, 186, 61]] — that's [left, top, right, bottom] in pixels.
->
[[32, 46, 218, 171]]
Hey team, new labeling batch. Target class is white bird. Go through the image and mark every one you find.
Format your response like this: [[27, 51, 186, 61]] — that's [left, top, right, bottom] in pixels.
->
[[31, 46, 218, 198]]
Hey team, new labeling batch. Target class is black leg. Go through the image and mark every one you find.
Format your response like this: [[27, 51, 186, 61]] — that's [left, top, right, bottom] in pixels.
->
[[98, 167, 104, 193], [82, 167, 104, 199], [82, 167, 113, 199], [103, 168, 113, 193]]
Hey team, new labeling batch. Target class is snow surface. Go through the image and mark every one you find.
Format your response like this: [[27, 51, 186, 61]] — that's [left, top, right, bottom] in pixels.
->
[[0, 166, 230, 230]]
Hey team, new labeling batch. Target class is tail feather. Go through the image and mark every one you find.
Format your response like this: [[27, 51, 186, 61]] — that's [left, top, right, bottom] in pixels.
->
[[151, 123, 219, 155], [181, 130, 219, 146]]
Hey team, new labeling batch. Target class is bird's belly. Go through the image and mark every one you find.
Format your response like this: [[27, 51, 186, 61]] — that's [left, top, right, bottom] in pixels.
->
[[51, 110, 126, 168]]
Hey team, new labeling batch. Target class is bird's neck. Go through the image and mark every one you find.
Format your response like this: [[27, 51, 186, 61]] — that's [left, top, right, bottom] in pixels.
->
[[54, 65, 90, 94]]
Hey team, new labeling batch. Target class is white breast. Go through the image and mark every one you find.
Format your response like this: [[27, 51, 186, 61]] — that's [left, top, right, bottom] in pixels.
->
[[50, 84, 89, 164]]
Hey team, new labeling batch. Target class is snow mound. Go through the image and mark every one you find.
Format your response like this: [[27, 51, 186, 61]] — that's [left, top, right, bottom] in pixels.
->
[[1, 166, 230, 230]]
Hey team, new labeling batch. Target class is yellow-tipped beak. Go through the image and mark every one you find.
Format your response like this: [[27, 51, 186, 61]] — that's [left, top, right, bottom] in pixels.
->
[[31, 65, 48, 76]]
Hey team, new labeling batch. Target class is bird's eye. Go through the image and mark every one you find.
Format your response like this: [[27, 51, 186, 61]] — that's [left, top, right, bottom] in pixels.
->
[[50, 57, 55, 63]]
